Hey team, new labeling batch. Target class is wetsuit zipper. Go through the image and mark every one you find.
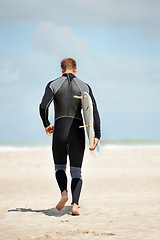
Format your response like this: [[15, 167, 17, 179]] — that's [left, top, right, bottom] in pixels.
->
[[67, 74, 71, 116]]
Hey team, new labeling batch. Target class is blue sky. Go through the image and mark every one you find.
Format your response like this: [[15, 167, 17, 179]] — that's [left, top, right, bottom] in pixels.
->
[[0, 0, 160, 141]]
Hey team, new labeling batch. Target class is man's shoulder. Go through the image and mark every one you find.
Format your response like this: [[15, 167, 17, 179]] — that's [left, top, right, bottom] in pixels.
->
[[74, 77, 90, 93], [73, 77, 86, 85], [48, 76, 66, 85], [48, 76, 67, 93]]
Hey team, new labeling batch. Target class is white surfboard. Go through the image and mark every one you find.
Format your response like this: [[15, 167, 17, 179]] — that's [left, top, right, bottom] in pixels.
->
[[74, 92, 100, 156], [81, 92, 94, 148], [74, 92, 94, 148]]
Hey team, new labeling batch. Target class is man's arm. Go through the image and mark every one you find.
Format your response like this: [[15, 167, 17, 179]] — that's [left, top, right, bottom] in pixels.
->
[[39, 82, 54, 128], [87, 85, 101, 139], [87, 85, 101, 151]]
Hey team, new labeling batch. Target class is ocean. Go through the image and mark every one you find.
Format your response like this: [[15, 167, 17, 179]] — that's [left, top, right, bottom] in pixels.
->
[[0, 139, 160, 152]]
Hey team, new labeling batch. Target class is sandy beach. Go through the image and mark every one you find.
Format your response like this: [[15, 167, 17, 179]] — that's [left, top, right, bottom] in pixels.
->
[[0, 146, 160, 240]]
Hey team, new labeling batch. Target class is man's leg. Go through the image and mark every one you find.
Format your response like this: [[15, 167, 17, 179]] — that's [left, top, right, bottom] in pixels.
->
[[53, 118, 85, 213], [55, 164, 68, 211], [52, 120, 69, 211], [70, 166, 82, 215], [55, 164, 67, 192], [69, 136, 85, 215]]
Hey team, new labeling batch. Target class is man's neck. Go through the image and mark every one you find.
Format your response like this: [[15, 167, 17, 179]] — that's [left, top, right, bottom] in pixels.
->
[[62, 70, 75, 74], [62, 73, 76, 79], [61, 67, 77, 75]]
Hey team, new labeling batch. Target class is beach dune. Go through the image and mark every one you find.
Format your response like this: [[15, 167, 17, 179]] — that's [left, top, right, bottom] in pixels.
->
[[0, 146, 160, 240]]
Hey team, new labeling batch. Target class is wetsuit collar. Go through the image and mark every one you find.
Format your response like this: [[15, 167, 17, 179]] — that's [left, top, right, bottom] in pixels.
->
[[62, 73, 76, 80]]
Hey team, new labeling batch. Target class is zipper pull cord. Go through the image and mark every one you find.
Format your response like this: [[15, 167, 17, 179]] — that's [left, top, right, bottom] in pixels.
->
[[67, 73, 72, 82]]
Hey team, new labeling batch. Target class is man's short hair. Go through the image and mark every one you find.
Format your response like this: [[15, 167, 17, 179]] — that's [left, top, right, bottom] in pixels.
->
[[61, 58, 77, 72]]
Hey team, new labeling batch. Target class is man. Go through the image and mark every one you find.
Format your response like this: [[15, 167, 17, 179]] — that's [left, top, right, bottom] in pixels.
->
[[39, 58, 101, 215]]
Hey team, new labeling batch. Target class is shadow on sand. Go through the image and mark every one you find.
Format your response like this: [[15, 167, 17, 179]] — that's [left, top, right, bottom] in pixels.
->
[[8, 206, 72, 217]]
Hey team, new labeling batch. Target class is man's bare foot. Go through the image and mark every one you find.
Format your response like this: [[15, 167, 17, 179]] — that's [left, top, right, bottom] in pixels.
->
[[56, 190, 68, 211], [71, 203, 80, 215]]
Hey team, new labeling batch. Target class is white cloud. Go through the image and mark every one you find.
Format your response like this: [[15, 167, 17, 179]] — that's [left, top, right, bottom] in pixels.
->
[[31, 22, 88, 57], [0, 0, 159, 28]]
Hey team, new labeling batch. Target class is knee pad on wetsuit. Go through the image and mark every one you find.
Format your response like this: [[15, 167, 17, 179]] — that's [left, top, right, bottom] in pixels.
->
[[70, 166, 82, 179], [55, 164, 66, 172]]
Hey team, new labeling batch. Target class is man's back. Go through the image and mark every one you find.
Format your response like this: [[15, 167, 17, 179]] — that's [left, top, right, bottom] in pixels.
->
[[51, 73, 89, 121], [40, 73, 90, 125]]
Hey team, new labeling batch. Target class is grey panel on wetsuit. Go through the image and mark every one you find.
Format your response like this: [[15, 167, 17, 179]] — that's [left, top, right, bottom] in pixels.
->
[[49, 76, 66, 94], [70, 166, 82, 179], [53, 78, 83, 121], [55, 164, 67, 172], [74, 78, 89, 94]]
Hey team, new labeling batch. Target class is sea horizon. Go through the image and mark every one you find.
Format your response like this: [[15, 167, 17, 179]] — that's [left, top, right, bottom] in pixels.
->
[[0, 138, 160, 152]]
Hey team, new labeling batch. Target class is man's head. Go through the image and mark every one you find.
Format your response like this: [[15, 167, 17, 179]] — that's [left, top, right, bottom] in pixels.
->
[[61, 58, 77, 74]]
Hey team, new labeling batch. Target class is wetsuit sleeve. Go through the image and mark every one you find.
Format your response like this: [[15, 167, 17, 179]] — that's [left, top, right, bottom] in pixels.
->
[[87, 85, 101, 139], [39, 82, 54, 128]]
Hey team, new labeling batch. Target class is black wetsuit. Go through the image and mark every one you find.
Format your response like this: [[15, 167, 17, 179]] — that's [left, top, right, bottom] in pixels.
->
[[39, 73, 101, 204]]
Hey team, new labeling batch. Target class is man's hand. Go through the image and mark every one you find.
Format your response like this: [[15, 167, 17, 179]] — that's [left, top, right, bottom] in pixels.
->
[[89, 138, 99, 151], [45, 124, 54, 135]]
